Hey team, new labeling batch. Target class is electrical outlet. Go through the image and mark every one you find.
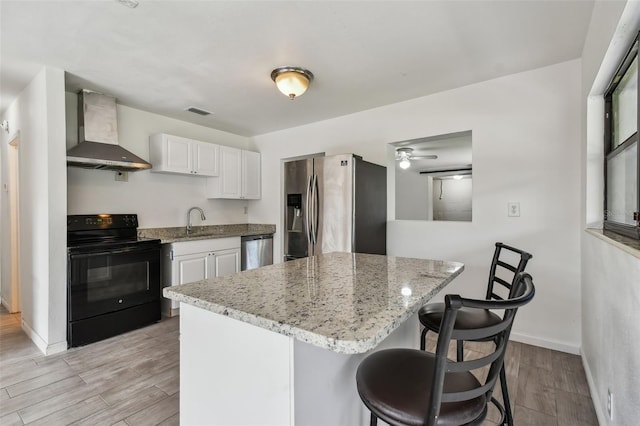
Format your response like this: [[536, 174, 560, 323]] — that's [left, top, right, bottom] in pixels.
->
[[508, 202, 520, 217], [115, 171, 128, 182], [243, 206, 248, 215], [607, 388, 613, 419]]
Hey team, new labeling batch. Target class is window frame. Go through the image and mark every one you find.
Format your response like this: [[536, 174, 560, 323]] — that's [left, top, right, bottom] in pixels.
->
[[603, 32, 640, 240]]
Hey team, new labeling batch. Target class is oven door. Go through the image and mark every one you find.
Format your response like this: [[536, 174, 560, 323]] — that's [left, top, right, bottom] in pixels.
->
[[68, 244, 161, 322]]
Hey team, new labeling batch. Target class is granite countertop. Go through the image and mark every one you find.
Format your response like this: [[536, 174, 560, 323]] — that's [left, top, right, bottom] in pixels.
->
[[164, 252, 464, 354], [138, 223, 275, 243]]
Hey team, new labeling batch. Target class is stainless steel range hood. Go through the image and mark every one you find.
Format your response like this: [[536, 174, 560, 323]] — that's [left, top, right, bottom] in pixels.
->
[[67, 90, 152, 172]]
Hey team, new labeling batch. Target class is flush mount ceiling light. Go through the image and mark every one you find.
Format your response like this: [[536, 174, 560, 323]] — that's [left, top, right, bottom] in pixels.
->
[[395, 147, 438, 169], [271, 66, 314, 100]]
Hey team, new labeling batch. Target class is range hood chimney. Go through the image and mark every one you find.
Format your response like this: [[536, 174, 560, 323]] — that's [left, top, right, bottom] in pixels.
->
[[67, 90, 152, 172]]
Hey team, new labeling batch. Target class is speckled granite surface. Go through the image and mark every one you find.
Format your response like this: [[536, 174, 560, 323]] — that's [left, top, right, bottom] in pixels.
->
[[164, 252, 464, 354], [139, 223, 275, 243]]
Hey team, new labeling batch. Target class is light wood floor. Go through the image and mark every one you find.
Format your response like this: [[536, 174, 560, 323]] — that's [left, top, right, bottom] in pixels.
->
[[422, 335, 598, 426], [0, 306, 179, 425], [0, 306, 597, 425]]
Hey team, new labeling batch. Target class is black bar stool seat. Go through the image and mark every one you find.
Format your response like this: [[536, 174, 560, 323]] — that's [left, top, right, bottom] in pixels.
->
[[357, 349, 486, 426], [419, 303, 502, 332], [356, 273, 536, 426]]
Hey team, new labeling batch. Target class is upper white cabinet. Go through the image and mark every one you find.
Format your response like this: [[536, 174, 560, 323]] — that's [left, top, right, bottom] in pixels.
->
[[149, 133, 219, 177], [207, 146, 261, 199], [242, 150, 261, 199]]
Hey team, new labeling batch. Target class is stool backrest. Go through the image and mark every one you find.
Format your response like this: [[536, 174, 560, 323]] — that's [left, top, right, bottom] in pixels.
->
[[486, 242, 533, 301], [426, 272, 535, 426]]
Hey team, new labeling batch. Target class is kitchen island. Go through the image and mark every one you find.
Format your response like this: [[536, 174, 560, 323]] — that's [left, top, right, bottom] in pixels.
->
[[164, 252, 463, 425]]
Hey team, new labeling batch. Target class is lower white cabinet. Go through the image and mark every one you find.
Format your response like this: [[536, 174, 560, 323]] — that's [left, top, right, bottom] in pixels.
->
[[213, 248, 241, 277], [162, 237, 240, 317]]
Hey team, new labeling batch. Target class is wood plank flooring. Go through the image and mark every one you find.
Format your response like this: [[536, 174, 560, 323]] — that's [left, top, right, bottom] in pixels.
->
[[423, 335, 598, 426], [1, 306, 597, 425], [0, 306, 179, 425]]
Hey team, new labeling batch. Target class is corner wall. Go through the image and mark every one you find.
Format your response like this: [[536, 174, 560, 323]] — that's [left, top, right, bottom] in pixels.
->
[[250, 59, 583, 352], [1, 67, 67, 354], [580, 1, 640, 424]]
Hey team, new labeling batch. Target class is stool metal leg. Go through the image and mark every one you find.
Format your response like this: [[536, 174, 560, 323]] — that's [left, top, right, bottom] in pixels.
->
[[499, 364, 514, 426], [370, 413, 378, 426], [456, 340, 464, 362]]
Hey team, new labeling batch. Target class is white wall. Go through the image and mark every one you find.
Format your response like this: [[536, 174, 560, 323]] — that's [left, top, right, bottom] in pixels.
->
[[250, 59, 583, 352], [66, 94, 252, 228], [432, 178, 472, 222], [581, 1, 640, 425], [0, 67, 67, 354], [395, 170, 429, 220]]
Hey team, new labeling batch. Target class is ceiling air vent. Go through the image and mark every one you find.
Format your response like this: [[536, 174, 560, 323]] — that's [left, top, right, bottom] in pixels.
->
[[185, 106, 213, 116]]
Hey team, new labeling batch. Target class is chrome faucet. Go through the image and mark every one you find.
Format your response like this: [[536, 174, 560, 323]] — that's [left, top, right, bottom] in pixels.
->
[[186, 207, 206, 235]]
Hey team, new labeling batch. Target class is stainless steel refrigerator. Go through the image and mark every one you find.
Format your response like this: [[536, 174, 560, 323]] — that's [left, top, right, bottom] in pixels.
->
[[284, 154, 386, 260]]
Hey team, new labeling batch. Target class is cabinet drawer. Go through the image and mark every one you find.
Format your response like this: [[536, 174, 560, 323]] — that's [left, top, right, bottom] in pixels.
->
[[167, 237, 241, 257]]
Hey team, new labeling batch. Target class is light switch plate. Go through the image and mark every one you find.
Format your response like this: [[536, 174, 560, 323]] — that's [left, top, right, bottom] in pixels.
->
[[508, 202, 520, 217]]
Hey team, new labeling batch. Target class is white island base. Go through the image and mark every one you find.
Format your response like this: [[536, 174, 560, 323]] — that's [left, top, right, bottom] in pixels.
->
[[180, 303, 420, 426]]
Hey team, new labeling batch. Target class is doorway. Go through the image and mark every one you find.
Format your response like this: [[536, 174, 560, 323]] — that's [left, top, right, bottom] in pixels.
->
[[6, 133, 20, 313]]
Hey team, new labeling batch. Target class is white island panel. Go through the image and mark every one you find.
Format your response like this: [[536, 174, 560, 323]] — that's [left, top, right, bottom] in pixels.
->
[[167, 252, 464, 425], [180, 303, 420, 426], [293, 314, 419, 426], [181, 303, 293, 426]]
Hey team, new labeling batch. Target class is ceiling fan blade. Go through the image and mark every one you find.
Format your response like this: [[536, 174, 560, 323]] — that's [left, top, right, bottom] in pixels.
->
[[411, 155, 438, 160]]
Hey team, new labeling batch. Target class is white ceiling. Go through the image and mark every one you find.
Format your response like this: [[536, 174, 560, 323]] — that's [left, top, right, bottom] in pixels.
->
[[1, 0, 594, 137]]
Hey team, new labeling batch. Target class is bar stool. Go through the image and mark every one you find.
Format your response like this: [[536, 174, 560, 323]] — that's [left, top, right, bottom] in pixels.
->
[[419, 242, 532, 425], [356, 272, 535, 426]]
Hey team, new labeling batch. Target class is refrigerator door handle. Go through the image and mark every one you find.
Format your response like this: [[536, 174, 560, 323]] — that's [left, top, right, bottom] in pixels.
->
[[309, 174, 317, 246], [306, 175, 313, 246], [313, 174, 319, 245]]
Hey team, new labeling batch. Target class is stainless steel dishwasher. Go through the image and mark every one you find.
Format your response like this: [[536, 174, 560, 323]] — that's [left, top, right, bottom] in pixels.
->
[[241, 234, 274, 271]]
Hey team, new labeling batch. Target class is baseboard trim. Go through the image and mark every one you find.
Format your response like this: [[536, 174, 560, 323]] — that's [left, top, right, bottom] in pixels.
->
[[21, 320, 47, 355], [509, 331, 580, 355], [582, 352, 608, 425], [21, 319, 67, 356]]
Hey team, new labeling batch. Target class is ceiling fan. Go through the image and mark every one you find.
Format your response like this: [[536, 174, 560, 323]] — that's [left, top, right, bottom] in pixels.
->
[[395, 147, 438, 169]]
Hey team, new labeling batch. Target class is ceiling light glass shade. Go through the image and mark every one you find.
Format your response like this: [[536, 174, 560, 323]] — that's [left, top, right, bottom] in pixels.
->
[[271, 67, 314, 100], [399, 158, 411, 169], [453, 175, 463, 180]]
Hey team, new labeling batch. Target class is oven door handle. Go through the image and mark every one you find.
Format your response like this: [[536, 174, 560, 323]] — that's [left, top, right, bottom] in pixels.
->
[[69, 247, 156, 258]]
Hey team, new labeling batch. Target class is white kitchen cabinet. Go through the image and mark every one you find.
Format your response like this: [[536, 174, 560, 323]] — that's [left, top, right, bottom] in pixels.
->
[[161, 237, 240, 317], [242, 150, 261, 199], [149, 133, 219, 177], [213, 248, 241, 277], [207, 146, 261, 199]]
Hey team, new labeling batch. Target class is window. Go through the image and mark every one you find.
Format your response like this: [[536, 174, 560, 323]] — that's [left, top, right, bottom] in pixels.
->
[[604, 33, 639, 240]]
